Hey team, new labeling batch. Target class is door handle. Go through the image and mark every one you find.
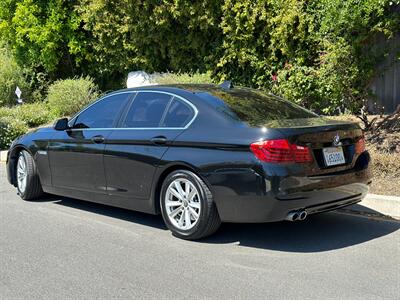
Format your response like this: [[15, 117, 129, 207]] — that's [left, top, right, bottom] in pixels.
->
[[91, 135, 105, 144], [150, 136, 168, 145]]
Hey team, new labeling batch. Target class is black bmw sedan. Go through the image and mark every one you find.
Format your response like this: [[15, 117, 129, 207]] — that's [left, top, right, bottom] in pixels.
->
[[6, 84, 371, 239]]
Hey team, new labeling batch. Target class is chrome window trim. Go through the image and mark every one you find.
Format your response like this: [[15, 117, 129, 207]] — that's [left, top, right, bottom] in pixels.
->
[[68, 90, 198, 130]]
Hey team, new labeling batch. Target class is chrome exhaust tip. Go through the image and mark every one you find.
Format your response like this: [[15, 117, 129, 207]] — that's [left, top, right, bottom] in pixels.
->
[[285, 211, 300, 221], [298, 210, 308, 221], [286, 210, 307, 221]]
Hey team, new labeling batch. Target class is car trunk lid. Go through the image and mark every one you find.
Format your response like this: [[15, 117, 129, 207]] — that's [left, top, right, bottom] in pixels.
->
[[262, 117, 364, 174]]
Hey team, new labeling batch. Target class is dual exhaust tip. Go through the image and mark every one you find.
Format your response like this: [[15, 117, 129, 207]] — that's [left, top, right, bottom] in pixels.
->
[[285, 210, 308, 222]]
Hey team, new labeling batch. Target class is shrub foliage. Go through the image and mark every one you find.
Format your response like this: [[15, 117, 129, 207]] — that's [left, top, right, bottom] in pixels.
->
[[0, 46, 30, 106], [0, 0, 399, 113], [216, 0, 399, 113], [9, 103, 52, 127], [46, 76, 100, 117], [0, 101, 52, 149], [0, 116, 29, 149]]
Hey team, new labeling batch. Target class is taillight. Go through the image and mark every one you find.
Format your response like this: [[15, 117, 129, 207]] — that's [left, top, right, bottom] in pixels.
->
[[355, 136, 366, 154], [250, 139, 313, 163]]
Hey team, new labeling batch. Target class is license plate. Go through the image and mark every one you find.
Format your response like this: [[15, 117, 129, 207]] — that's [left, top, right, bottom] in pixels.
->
[[323, 147, 345, 166]]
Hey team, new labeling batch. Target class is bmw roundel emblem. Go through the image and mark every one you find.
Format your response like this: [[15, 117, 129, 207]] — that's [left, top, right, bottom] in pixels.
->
[[333, 133, 341, 146]]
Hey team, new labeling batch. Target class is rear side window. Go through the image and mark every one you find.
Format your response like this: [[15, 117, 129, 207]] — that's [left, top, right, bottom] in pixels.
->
[[122, 92, 172, 128], [196, 88, 317, 127], [161, 98, 194, 128], [73, 93, 132, 129]]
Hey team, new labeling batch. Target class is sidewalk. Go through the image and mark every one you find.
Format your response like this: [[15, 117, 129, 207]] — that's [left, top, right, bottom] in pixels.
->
[[0, 151, 6, 162], [1, 150, 399, 219], [340, 194, 400, 220]]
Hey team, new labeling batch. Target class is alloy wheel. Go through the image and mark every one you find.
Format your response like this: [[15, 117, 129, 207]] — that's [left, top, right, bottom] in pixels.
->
[[165, 178, 201, 230], [17, 154, 27, 194]]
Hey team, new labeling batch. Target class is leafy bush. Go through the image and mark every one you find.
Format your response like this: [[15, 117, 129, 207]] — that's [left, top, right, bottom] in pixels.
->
[[0, 1, 85, 79], [215, 0, 399, 114], [0, 106, 12, 118], [1, 0, 399, 113], [0, 116, 28, 150], [76, 1, 222, 88], [0, 102, 52, 128], [11, 103, 53, 127], [0, 102, 52, 149], [46, 77, 100, 117], [271, 65, 320, 111], [0, 46, 30, 106]]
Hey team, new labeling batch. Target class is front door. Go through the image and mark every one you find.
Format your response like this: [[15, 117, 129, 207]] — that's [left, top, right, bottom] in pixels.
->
[[48, 92, 134, 193], [48, 129, 111, 192]]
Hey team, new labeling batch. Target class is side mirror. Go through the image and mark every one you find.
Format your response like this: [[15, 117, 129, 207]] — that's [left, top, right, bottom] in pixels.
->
[[54, 118, 69, 131]]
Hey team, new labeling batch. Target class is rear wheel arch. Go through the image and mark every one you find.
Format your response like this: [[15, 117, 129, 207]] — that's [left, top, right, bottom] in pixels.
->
[[158, 167, 221, 239], [153, 163, 212, 215]]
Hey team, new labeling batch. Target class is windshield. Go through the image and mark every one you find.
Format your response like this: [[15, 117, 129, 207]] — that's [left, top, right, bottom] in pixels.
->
[[196, 87, 318, 127]]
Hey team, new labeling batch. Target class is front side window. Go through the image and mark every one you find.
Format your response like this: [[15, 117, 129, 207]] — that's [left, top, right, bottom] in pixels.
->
[[73, 93, 132, 129], [122, 92, 172, 128]]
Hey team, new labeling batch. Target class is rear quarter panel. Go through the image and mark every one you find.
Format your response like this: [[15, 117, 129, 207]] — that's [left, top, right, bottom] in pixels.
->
[[153, 124, 284, 214]]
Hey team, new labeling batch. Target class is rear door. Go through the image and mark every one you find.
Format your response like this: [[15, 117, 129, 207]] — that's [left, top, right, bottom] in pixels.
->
[[48, 92, 133, 193], [104, 91, 196, 210]]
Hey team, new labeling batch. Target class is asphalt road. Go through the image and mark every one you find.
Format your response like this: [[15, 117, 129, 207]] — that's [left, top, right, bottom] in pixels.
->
[[1, 164, 399, 299]]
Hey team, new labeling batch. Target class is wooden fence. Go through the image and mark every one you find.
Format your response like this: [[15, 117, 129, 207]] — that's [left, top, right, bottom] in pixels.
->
[[369, 33, 399, 113]]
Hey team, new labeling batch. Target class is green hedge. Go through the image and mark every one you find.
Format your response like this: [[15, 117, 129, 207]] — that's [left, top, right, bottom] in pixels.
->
[[1, 0, 399, 113], [0, 102, 52, 128], [0, 46, 30, 106], [215, 0, 399, 114], [0, 102, 52, 149], [13, 103, 53, 127], [46, 76, 100, 117], [0, 116, 28, 150]]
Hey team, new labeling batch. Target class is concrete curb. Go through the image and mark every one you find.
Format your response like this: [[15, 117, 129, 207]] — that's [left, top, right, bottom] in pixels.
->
[[339, 193, 400, 220], [0, 150, 7, 162]]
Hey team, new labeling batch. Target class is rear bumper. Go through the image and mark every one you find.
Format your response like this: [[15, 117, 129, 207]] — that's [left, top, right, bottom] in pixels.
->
[[215, 182, 368, 223], [210, 166, 371, 223]]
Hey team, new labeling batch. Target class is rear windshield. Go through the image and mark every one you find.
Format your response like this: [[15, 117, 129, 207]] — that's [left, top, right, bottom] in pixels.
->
[[196, 87, 317, 127]]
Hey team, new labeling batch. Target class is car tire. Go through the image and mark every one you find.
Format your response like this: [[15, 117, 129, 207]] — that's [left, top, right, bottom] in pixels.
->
[[160, 170, 221, 240], [16, 150, 44, 200]]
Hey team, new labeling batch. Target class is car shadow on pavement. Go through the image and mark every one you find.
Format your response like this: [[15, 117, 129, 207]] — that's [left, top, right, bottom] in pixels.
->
[[46, 195, 399, 252], [202, 211, 400, 252], [51, 196, 167, 230]]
